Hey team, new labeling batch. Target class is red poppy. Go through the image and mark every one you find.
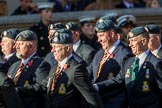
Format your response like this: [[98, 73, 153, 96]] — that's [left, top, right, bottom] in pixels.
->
[[64, 64, 69, 70], [109, 53, 114, 59], [28, 60, 33, 67]]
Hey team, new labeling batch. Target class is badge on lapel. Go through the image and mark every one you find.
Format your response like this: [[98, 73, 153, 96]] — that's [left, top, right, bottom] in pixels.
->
[[107, 72, 114, 79], [125, 69, 130, 78], [26, 60, 33, 69], [142, 81, 150, 92], [24, 80, 30, 87], [58, 83, 66, 95], [63, 64, 70, 71]]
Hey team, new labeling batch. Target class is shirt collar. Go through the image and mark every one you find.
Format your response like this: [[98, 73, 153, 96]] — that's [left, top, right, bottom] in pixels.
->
[[73, 39, 81, 52], [151, 45, 162, 56], [108, 40, 120, 54], [123, 0, 134, 8], [22, 52, 36, 66], [59, 54, 72, 69], [136, 49, 149, 63], [4, 52, 15, 60]]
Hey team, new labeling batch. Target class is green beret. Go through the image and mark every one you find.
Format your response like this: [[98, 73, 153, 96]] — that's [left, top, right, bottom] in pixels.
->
[[48, 22, 65, 30], [1, 28, 20, 40], [50, 28, 73, 44], [145, 24, 161, 34], [127, 26, 147, 39], [95, 19, 115, 33], [15, 30, 38, 41], [65, 22, 80, 31]]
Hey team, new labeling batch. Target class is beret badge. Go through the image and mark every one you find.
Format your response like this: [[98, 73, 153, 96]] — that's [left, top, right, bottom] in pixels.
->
[[3, 31, 7, 36], [98, 19, 104, 23], [49, 24, 54, 30], [54, 36, 58, 42], [128, 32, 134, 38], [66, 25, 70, 30]]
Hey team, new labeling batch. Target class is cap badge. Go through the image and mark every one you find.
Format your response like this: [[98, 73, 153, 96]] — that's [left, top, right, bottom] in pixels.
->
[[50, 24, 54, 30], [3, 31, 7, 36], [128, 32, 134, 38], [98, 19, 104, 23], [66, 25, 70, 30], [54, 36, 58, 42]]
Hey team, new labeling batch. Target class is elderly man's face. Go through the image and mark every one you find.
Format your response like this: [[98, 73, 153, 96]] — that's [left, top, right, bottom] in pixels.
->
[[97, 30, 114, 51], [1, 37, 15, 55], [15, 41, 34, 59], [51, 44, 70, 62], [129, 35, 145, 55]]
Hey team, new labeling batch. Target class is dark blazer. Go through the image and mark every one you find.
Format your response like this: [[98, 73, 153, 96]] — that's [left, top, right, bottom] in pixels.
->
[[98, 52, 162, 108], [87, 41, 133, 108], [8, 54, 50, 108], [0, 72, 23, 108], [75, 41, 96, 65], [157, 46, 162, 58], [44, 52, 57, 67], [47, 56, 104, 108]]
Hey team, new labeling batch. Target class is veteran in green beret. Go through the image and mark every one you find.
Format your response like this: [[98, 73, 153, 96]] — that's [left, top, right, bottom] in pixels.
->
[[89, 18, 133, 108], [46, 28, 103, 108], [44, 22, 66, 67], [65, 21, 96, 65], [1, 29, 20, 72], [96, 26, 162, 108], [7, 30, 51, 108], [145, 24, 162, 58]]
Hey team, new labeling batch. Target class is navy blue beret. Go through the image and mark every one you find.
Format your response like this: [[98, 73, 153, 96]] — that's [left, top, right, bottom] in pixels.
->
[[65, 22, 80, 31], [50, 28, 73, 44], [15, 30, 38, 41], [95, 19, 115, 33], [127, 26, 147, 39], [1, 28, 20, 40], [145, 24, 161, 34]]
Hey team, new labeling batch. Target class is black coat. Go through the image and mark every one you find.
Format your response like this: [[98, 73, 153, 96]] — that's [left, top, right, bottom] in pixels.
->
[[0, 72, 23, 108], [97, 52, 162, 108], [46, 56, 104, 108]]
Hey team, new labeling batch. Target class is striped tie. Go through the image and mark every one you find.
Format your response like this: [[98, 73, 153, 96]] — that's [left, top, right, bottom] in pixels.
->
[[50, 64, 61, 94], [97, 52, 108, 78], [14, 63, 24, 84]]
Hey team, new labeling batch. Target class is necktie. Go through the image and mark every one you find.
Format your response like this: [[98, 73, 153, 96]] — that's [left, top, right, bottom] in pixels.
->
[[131, 57, 139, 86], [50, 64, 61, 94], [97, 52, 108, 78], [14, 63, 24, 84]]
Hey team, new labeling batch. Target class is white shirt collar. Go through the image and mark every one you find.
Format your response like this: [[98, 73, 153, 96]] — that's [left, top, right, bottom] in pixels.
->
[[4, 52, 15, 60], [22, 52, 36, 66], [136, 49, 149, 71], [59, 54, 72, 69], [151, 45, 162, 56], [108, 40, 120, 54], [73, 39, 81, 52], [123, 0, 134, 8]]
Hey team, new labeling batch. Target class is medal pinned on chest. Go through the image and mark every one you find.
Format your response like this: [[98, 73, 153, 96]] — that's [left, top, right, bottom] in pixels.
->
[[145, 69, 150, 79]]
